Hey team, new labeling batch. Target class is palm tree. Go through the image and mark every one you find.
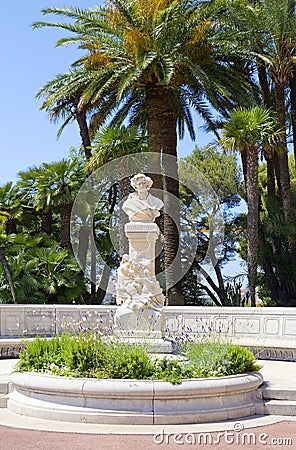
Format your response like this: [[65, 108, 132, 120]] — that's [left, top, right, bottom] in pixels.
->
[[0, 234, 45, 304], [0, 234, 86, 304], [219, 106, 283, 306], [33, 0, 254, 304], [243, 0, 296, 281], [91, 124, 146, 254], [18, 166, 54, 235], [19, 159, 85, 249], [36, 70, 96, 164], [0, 237, 17, 304], [40, 159, 85, 249], [0, 182, 21, 235]]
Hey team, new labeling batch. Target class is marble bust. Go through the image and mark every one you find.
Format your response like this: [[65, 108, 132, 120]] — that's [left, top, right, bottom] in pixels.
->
[[122, 173, 163, 222]]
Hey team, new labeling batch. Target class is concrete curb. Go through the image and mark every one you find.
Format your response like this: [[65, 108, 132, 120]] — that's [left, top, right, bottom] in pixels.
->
[[8, 371, 263, 425]]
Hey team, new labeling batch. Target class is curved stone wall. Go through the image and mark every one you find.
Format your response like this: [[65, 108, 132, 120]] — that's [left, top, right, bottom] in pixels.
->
[[8, 371, 263, 425]]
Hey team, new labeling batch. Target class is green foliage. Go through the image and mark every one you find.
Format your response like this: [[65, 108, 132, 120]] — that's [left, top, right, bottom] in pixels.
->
[[184, 341, 262, 378], [224, 344, 262, 374], [0, 234, 85, 304], [103, 343, 155, 380], [90, 124, 146, 170], [224, 282, 249, 307], [16, 334, 261, 384], [154, 358, 183, 384], [16, 336, 63, 372], [181, 146, 242, 208], [220, 106, 283, 152], [59, 333, 107, 376]]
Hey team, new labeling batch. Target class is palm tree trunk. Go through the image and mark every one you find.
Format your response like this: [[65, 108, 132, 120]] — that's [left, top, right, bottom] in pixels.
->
[[258, 223, 280, 300], [289, 70, 296, 169], [76, 106, 92, 164], [41, 209, 53, 235], [5, 218, 17, 235], [275, 82, 296, 285], [78, 225, 89, 272], [146, 83, 163, 276], [146, 83, 162, 190], [256, 57, 272, 109], [76, 102, 97, 299], [162, 97, 183, 306], [246, 146, 259, 307], [266, 154, 276, 197], [94, 263, 112, 305], [257, 57, 276, 197], [60, 203, 72, 249], [257, 58, 271, 108], [0, 249, 17, 304]]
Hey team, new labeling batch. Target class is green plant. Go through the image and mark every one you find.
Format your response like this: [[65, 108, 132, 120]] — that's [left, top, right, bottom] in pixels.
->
[[16, 336, 63, 372], [184, 341, 262, 377], [224, 344, 262, 374], [15, 333, 261, 384], [59, 333, 107, 376], [103, 343, 156, 380]]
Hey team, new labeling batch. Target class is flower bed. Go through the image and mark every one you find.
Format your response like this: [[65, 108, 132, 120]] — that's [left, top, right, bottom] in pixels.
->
[[7, 333, 264, 424], [14, 332, 262, 384]]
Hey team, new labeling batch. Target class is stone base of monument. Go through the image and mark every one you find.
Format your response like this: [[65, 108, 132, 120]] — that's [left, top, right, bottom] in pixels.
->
[[114, 307, 172, 353], [8, 371, 264, 424]]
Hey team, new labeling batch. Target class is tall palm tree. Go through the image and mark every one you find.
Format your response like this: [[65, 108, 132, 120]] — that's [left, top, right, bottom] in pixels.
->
[[219, 106, 283, 306], [245, 0, 296, 281], [33, 0, 254, 304], [37, 70, 96, 164]]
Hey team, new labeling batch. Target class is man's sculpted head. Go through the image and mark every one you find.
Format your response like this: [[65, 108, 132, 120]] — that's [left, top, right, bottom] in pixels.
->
[[122, 173, 163, 222], [130, 174, 153, 192]]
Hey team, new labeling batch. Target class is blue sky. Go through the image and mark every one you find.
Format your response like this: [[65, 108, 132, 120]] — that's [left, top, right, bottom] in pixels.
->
[[0, 1, 213, 185]]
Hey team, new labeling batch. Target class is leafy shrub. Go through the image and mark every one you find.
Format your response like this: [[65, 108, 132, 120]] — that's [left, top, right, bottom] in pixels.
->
[[16, 336, 63, 372], [103, 343, 156, 380], [59, 333, 107, 376], [184, 341, 261, 377], [224, 344, 262, 374], [16, 334, 261, 384]]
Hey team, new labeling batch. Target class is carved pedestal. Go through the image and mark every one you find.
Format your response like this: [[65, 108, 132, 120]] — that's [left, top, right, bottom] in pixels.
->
[[125, 222, 159, 267], [114, 174, 167, 351], [114, 222, 166, 347]]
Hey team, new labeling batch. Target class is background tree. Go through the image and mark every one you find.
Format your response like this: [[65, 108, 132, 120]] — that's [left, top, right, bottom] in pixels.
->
[[219, 106, 283, 306], [91, 123, 146, 255], [180, 145, 243, 306]]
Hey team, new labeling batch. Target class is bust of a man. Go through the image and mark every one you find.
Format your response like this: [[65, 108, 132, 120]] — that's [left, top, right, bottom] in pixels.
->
[[122, 173, 163, 222]]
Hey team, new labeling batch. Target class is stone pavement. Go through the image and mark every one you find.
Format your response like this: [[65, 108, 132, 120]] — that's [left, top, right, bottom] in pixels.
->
[[0, 359, 295, 449]]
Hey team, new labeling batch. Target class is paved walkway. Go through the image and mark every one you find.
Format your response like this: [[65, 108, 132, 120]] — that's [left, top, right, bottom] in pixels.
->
[[0, 359, 295, 449]]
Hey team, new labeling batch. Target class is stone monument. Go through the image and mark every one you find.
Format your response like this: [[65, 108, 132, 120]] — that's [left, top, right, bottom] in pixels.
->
[[115, 174, 165, 340]]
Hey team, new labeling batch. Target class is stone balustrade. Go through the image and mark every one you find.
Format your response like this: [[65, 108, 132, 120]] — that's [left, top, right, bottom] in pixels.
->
[[0, 305, 295, 360]]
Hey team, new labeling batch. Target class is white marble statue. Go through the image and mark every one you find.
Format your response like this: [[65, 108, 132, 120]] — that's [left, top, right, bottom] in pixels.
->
[[116, 254, 164, 311], [122, 173, 163, 222], [115, 174, 165, 331]]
